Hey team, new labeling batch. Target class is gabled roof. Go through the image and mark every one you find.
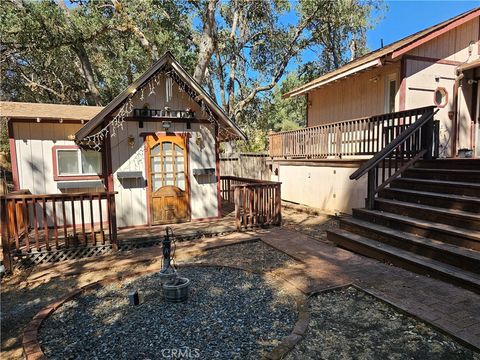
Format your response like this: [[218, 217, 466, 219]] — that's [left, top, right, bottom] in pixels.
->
[[284, 7, 480, 98], [0, 101, 103, 121], [76, 51, 246, 141]]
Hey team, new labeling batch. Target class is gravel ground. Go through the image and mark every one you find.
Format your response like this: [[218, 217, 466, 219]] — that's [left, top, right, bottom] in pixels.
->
[[1, 239, 300, 359], [191, 240, 297, 272], [39, 266, 297, 360], [286, 287, 480, 360]]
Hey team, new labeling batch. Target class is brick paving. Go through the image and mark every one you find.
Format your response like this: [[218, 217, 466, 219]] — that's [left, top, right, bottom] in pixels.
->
[[261, 227, 480, 349]]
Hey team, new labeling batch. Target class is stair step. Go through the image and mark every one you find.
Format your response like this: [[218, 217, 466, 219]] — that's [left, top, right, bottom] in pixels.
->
[[353, 208, 480, 251], [416, 159, 480, 170], [391, 178, 480, 197], [375, 198, 480, 230], [379, 188, 480, 213], [340, 217, 480, 273], [327, 229, 480, 294], [403, 168, 480, 182]]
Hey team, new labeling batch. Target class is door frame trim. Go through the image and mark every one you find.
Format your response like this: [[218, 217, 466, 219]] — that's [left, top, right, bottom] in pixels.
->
[[144, 132, 191, 226]]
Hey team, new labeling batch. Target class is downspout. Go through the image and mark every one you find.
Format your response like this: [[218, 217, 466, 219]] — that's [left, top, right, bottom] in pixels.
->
[[452, 71, 464, 158]]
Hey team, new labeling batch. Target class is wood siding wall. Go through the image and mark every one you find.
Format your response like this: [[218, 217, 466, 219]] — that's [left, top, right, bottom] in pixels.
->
[[307, 62, 400, 126], [404, 17, 480, 156]]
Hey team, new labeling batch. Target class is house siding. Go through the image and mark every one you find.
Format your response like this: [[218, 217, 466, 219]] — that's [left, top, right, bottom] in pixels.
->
[[307, 62, 400, 126], [403, 16, 480, 156]]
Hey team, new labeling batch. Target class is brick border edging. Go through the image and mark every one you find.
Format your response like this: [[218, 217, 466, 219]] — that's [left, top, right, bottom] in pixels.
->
[[22, 263, 310, 360]]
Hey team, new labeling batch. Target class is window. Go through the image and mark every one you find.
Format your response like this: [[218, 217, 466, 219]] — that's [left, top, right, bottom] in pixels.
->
[[385, 73, 397, 113], [54, 147, 102, 179], [433, 87, 448, 108]]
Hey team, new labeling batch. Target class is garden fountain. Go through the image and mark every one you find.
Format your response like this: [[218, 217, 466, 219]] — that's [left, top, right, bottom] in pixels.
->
[[160, 227, 190, 302]]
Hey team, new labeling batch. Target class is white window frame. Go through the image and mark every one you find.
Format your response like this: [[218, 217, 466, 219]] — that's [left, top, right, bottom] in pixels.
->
[[384, 73, 398, 113], [56, 148, 102, 177]]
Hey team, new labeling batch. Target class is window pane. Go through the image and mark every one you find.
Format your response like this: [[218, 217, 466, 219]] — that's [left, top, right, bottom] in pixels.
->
[[162, 142, 172, 156], [389, 80, 396, 112], [151, 156, 161, 173], [81, 150, 101, 174], [176, 172, 185, 191], [164, 173, 174, 186], [174, 144, 183, 156], [163, 157, 173, 172], [151, 174, 161, 191], [58, 150, 79, 175], [175, 159, 184, 172], [151, 144, 160, 156]]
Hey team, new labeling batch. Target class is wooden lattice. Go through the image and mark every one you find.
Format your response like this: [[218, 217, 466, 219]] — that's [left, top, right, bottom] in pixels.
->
[[11, 228, 238, 269]]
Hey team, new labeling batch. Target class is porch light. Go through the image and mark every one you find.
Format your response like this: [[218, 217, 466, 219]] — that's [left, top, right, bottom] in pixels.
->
[[162, 121, 172, 130], [128, 135, 135, 148], [36, 117, 41, 123]]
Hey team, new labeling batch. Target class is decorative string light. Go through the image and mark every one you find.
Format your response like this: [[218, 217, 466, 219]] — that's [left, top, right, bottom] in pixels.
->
[[77, 65, 237, 150]]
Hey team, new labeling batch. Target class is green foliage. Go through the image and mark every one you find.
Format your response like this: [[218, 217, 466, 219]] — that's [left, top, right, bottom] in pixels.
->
[[236, 72, 306, 152], [0, 118, 9, 155], [1, 0, 194, 105]]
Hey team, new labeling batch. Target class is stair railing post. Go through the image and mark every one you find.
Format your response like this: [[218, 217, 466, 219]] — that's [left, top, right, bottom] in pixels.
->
[[366, 167, 376, 210], [433, 120, 440, 159], [421, 109, 434, 160]]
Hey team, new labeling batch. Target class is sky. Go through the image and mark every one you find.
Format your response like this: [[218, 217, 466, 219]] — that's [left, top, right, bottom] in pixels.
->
[[367, 1, 477, 51]]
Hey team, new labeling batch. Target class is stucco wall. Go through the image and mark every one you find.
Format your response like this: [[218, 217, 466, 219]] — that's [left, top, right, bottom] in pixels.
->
[[274, 163, 368, 214]]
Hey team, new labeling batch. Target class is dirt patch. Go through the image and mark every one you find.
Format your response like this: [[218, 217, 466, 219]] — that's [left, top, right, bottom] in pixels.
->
[[286, 286, 480, 360], [282, 206, 339, 243]]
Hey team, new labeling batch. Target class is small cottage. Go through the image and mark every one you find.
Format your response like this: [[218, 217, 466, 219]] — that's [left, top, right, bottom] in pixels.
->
[[2, 52, 246, 229]]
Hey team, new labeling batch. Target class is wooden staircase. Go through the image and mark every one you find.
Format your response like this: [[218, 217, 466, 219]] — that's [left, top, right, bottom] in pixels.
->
[[327, 159, 480, 294]]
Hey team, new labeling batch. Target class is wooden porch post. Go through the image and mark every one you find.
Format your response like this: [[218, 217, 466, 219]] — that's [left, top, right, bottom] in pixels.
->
[[234, 186, 241, 230], [108, 192, 118, 251], [275, 184, 282, 225], [0, 197, 13, 272]]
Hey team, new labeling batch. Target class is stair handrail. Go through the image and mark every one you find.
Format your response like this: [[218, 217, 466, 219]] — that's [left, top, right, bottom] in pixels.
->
[[350, 107, 437, 180], [349, 106, 439, 209]]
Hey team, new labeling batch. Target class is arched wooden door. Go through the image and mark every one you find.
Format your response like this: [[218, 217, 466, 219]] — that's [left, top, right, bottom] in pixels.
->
[[146, 135, 190, 225]]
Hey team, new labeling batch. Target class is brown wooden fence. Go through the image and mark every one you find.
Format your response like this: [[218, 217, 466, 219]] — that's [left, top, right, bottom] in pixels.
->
[[0, 191, 117, 271], [220, 176, 281, 230], [268, 106, 435, 159]]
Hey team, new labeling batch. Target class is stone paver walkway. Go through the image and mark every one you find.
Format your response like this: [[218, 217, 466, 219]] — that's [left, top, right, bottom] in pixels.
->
[[261, 227, 480, 350]]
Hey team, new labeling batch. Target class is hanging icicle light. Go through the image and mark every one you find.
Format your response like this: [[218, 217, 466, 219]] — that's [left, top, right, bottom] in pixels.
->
[[78, 65, 237, 150]]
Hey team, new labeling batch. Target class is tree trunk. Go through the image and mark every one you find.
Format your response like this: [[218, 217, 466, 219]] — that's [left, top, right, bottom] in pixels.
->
[[193, 0, 217, 84]]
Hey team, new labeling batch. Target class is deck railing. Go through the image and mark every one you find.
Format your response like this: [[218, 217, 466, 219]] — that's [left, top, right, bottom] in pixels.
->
[[220, 176, 281, 230], [268, 106, 436, 159], [0, 191, 117, 272]]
